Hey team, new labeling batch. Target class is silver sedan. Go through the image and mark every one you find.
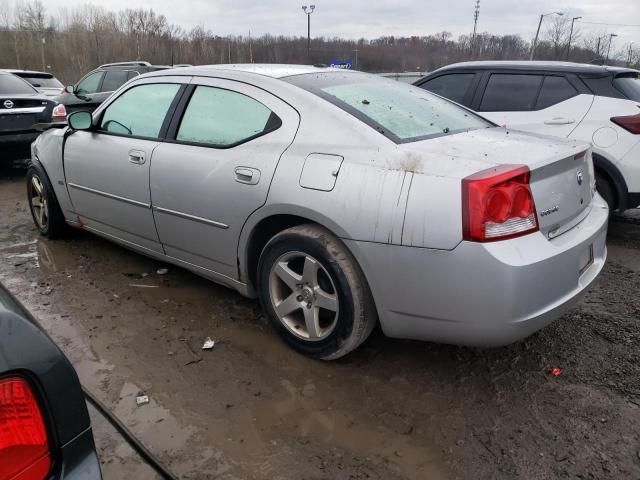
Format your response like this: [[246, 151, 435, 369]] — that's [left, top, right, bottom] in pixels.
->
[[28, 65, 608, 359]]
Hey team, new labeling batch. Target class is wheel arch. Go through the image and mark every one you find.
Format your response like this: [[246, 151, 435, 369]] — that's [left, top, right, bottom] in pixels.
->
[[238, 205, 355, 297], [592, 153, 628, 211]]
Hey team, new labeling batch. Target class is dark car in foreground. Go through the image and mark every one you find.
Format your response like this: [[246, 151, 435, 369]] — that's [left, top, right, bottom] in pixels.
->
[[0, 282, 101, 480], [54, 61, 170, 114], [1, 69, 64, 97], [0, 71, 66, 159]]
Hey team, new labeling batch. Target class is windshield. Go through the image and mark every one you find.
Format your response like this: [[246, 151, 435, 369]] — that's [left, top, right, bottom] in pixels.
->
[[0, 73, 37, 95], [614, 75, 640, 102], [284, 72, 491, 143]]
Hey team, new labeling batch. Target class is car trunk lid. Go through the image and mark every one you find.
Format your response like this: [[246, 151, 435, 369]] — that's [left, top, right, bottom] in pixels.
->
[[401, 127, 595, 239], [0, 95, 51, 133]]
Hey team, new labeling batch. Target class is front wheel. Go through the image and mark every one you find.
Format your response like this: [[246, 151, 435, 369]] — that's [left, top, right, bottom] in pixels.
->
[[27, 167, 67, 238], [257, 224, 377, 360]]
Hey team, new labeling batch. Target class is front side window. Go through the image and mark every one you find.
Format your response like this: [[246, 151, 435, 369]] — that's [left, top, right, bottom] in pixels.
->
[[176, 86, 280, 147], [101, 70, 129, 92], [536, 76, 578, 109], [285, 72, 490, 143], [100, 83, 180, 139], [76, 72, 103, 95], [420, 73, 475, 104], [480, 74, 543, 112]]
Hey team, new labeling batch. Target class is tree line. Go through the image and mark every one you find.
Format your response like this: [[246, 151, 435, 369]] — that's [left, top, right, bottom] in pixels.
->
[[0, 0, 638, 84]]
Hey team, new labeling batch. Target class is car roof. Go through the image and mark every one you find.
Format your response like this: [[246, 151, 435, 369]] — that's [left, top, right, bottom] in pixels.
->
[[433, 61, 639, 77], [157, 64, 350, 79], [1, 69, 55, 78]]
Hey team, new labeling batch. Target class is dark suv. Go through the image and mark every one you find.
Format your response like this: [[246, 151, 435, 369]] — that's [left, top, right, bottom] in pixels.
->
[[54, 61, 170, 113]]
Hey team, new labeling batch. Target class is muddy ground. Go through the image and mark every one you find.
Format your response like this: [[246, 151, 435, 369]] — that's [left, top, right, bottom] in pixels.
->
[[1, 166, 639, 480]]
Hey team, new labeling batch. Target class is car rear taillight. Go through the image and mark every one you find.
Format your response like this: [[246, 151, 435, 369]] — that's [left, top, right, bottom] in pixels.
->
[[0, 377, 51, 480], [51, 103, 67, 123], [462, 165, 539, 242], [611, 113, 640, 134]]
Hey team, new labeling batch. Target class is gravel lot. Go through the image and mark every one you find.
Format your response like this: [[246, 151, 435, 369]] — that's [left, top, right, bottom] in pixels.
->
[[1, 166, 639, 480]]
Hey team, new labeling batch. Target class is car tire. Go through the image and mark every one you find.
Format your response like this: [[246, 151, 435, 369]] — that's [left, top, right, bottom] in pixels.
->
[[595, 172, 617, 212], [257, 224, 377, 360], [26, 166, 67, 239]]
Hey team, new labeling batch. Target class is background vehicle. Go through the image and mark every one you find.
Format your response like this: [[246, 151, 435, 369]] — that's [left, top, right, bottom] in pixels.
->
[[29, 65, 607, 359], [0, 71, 66, 159], [0, 282, 102, 480], [415, 61, 640, 212], [54, 61, 170, 113], [1, 69, 64, 97]]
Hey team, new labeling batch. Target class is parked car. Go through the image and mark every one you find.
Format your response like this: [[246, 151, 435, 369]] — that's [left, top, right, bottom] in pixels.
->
[[28, 65, 608, 359], [1, 69, 64, 97], [0, 282, 102, 479], [415, 61, 640, 212], [0, 71, 66, 159], [54, 61, 170, 114]]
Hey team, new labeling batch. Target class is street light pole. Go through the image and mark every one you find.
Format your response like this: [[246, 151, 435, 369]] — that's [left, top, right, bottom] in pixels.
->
[[566, 16, 581, 61], [530, 11, 564, 60], [605, 33, 618, 63], [302, 5, 316, 63]]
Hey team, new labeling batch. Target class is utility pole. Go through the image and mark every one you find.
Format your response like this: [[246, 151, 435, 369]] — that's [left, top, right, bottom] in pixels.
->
[[530, 11, 563, 60], [472, 0, 480, 58], [605, 33, 618, 63], [228, 40, 232, 63], [353, 48, 359, 70], [249, 30, 253, 63], [566, 16, 581, 61], [302, 5, 316, 63], [628, 42, 634, 66], [40, 35, 46, 71]]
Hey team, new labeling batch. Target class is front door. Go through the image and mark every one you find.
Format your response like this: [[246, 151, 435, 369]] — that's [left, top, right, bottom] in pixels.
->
[[64, 80, 184, 253], [150, 78, 300, 278]]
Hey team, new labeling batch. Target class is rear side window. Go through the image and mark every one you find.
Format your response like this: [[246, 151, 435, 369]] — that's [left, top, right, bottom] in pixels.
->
[[480, 74, 543, 111], [419, 73, 474, 104], [100, 83, 180, 139], [176, 86, 280, 147], [0, 74, 37, 94], [613, 75, 640, 102], [101, 70, 129, 92], [536, 76, 578, 109], [76, 72, 103, 95]]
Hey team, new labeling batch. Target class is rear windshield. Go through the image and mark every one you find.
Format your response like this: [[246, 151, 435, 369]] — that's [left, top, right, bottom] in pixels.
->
[[284, 72, 491, 143], [22, 76, 63, 88], [0, 74, 37, 94], [613, 75, 640, 102]]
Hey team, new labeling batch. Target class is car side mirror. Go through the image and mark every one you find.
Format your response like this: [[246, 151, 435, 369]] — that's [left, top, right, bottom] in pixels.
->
[[67, 111, 93, 131], [65, 85, 74, 94]]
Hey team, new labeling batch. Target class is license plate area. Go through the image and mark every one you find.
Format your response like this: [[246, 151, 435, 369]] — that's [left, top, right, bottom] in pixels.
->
[[579, 244, 594, 276]]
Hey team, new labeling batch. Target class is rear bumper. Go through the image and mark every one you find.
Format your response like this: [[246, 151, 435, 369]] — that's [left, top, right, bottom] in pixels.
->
[[345, 194, 609, 347]]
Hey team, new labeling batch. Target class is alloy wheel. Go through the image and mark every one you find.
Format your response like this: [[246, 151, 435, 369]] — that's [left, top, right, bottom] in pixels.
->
[[29, 175, 49, 231], [268, 251, 339, 341]]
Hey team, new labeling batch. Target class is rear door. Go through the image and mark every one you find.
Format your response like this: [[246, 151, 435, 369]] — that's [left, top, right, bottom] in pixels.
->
[[150, 77, 300, 278], [474, 72, 594, 138], [64, 77, 187, 253]]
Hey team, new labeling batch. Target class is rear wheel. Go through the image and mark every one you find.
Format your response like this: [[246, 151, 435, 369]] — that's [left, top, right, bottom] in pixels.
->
[[27, 167, 66, 238], [258, 224, 377, 360]]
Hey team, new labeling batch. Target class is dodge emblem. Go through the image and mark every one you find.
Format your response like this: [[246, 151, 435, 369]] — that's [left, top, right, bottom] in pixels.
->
[[3, 99, 14, 109]]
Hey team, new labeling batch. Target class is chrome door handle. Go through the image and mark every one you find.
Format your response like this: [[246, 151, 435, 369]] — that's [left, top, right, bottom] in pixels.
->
[[129, 150, 146, 165], [544, 117, 575, 125], [235, 167, 261, 185]]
